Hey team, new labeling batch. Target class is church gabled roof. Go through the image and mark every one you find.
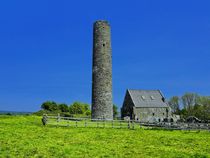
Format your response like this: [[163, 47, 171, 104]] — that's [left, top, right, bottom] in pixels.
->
[[127, 89, 168, 108]]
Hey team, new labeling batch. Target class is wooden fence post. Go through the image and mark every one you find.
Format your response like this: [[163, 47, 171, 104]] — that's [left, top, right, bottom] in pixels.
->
[[103, 120, 105, 128], [42, 114, 48, 126], [57, 113, 60, 127], [132, 121, 134, 129], [128, 120, 130, 129], [97, 119, 99, 128], [85, 119, 87, 127]]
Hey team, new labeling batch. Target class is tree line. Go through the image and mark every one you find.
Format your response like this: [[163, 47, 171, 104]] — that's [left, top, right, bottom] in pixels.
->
[[168, 93, 210, 121], [34, 101, 119, 118]]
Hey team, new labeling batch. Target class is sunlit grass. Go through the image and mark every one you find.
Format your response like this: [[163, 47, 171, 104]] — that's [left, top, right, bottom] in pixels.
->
[[0, 115, 210, 158]]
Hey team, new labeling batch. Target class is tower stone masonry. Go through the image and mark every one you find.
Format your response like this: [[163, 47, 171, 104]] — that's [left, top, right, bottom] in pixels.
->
[[91, 20, 113, 120]]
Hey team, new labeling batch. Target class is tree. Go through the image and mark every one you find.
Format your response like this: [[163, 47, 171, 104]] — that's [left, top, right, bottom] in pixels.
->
[[113, 104, 118, 118], [58, 103, 69, 112], [168, 96, 180, 113], [197, 96, 210, 106], [69, 102, 90, 115], [192, 104, 204, 119], [197, 96, 210, 120], [168, 93, 210, 120], [181, 93, 199, 110], [85, 110, 91, 116], [41, 101, 58, 111], [82, 103, 89, 112]]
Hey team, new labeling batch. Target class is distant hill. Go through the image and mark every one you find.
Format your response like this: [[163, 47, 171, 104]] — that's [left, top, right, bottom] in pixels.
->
[[0, 110, 32, 115]]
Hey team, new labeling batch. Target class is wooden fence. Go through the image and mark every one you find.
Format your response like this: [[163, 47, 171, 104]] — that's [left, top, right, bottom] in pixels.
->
[[42, 114, 140, 129], [42, 114, 210, 131]]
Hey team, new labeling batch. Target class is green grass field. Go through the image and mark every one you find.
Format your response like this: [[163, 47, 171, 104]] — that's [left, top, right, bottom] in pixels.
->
[[0, 115, 210, 158]]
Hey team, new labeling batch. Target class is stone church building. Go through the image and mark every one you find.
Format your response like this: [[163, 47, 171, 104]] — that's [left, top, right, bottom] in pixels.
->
[[121, 89, 178, 123]]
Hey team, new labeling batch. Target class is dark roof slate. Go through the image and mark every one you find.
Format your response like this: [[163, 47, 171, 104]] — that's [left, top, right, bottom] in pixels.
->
[[128, 89, 168, 108]]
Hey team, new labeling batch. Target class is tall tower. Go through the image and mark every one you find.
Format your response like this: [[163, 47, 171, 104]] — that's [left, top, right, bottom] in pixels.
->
[[91, 20, 113, 120]]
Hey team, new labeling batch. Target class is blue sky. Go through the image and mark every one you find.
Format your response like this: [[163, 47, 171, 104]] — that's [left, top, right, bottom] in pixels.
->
[[0, 0, 210, 112]]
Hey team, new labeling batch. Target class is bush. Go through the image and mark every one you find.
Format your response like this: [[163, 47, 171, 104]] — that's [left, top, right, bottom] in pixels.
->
[[33, 110, 47, 116], [69, 102, 90, 115], [61, 113, 73, 117], [58, 104, 69, 112], [85, 110, 91, 116], [33, 109, 62, 116], [41, 101, 58, 111]]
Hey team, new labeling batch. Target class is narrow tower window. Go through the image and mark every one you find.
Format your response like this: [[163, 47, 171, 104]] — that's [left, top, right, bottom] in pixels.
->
[[103, 43, 105, 47]]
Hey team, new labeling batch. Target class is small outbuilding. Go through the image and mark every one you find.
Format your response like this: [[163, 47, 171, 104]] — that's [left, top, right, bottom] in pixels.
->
[[121, 89, 176, 123]]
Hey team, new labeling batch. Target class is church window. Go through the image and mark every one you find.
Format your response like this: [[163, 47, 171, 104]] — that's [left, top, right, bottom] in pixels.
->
[[150, 96, 155, 100]]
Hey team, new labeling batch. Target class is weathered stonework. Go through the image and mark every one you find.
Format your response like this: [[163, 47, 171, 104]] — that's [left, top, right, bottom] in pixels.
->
[[133, 107, 168, 122], [91, 20, 113, 120], [121, 90, 177, 123]]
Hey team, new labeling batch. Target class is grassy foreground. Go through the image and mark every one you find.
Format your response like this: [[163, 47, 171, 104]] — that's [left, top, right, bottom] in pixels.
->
[[0, 115, 210, 158]]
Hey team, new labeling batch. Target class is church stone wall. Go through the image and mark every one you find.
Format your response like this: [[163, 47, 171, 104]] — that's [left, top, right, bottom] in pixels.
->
[[133, 107, 168, 122]]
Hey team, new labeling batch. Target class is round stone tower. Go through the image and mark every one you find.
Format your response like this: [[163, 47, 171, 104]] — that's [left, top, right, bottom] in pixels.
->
[[91, 20, 113, 120]]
